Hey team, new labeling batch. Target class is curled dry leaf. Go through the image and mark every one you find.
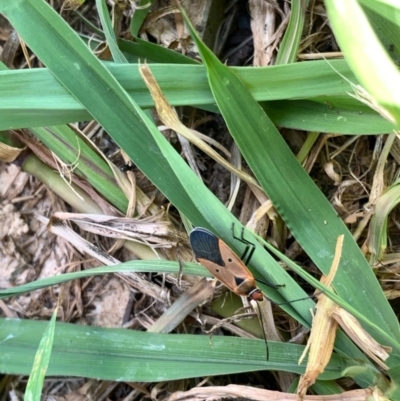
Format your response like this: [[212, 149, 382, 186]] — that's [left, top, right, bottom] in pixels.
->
[[297, 235, 391, 400], [331, 306, 391, 370], [324, 161, 341, 185], [297, 235, 345, 400], [0, 141, 25, 162], [246, 199, 276, 231], [297, 285, 338, 400]]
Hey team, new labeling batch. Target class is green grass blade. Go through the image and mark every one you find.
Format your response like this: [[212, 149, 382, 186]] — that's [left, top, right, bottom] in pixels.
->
[[276, 0, 308, 64], [360, 0, 400, 30], [262, 98, 393, 134], [0, 1, 396, 386], [29, 125, 129, 212], [367, 181, 400, 264], [130, 0, 154, 36], [24, 309, 57, 401], [0, 61, 393, 133], [261, 238, 400, 353], [22, 155, 105, 214], [0, 261, 209, 299], [96, 0, 127, 63], [0, 318, 358, 381], [119, 37, 199, 64], [362, 6, 400, 64]]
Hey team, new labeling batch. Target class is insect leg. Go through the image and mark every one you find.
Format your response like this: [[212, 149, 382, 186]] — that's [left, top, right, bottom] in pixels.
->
[[231, 223, 255, 265], [232, 224, 285, 289]]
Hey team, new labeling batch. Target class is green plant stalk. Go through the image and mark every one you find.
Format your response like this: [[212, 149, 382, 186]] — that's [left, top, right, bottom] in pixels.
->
[[23, 153, 103, 214]]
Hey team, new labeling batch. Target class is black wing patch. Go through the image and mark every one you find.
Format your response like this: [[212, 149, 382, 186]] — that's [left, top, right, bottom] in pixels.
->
[[189, 228, 225, 266], [235, 276, 245, 286]]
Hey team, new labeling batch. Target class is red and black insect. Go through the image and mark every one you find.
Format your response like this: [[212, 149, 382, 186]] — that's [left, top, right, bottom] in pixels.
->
[[190, 226, 284, 360], [189, 226, 283, 301], [189, 226, 281, 302]]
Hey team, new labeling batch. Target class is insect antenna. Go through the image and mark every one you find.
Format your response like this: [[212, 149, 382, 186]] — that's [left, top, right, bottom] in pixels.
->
[[257, 303, 269, 361], [251, 299, 281, 362], [255, 277, 285, 289], [274, 291, 322, 306]]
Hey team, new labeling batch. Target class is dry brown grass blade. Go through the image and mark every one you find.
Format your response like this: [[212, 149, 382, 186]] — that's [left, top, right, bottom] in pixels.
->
[[250, 0, 273, 66], [165, 384, 379, 401], [148, 277, 216, 333], [252, 298, 281, 341], [42, 215, 168, 303], [0, 141, 25, 162], [331, 306, 391, 370], [250, 0, 290, 66], [297, 235, 344, 400], [52, 211, 177, 248], [138, 63, 262, 190], [246, 199, 276, 231], [203, 308, 258, 339]]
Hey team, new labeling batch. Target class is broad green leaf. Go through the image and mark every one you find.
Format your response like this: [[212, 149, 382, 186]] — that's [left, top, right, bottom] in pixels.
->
[[360, 0, 400, 31], [0, 318, 358, 381], [119, 37, 199, 64], [311, 380, 343, 395], [362, 6, 400, 64], [0, 61, 394, 133], [262, 99, 393, 134]]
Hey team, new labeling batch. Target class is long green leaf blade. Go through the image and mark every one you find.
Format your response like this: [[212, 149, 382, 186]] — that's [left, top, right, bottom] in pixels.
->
[[0, 318, 354, 381], [0, 62, 394, 133]]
